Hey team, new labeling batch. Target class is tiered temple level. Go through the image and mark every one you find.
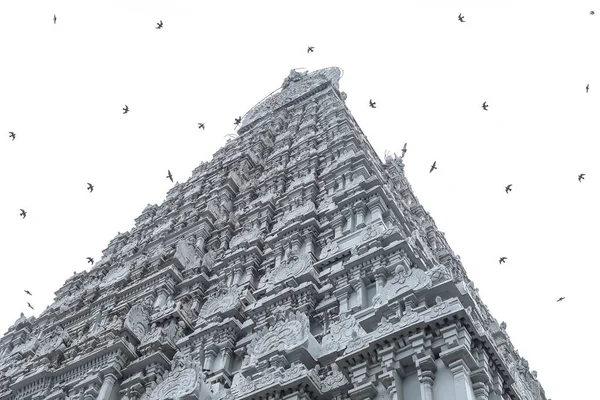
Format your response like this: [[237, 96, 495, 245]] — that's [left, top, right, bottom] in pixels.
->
[[0, 68, 546, 400]]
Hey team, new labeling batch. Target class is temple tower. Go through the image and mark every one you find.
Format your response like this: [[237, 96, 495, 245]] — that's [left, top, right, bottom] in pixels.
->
[[0, 67, 547, 400]]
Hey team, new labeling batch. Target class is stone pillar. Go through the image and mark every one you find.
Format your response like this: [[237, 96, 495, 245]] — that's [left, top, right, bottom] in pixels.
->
[[204, 347, 218, 371], [96, 372, 118, 400], [341, 208, 352, 234], [449, 360, 476, 400], [331, 214, 344, 238], [355, 201, 366, 229], [367, 198, 384, 223], [232, 264, 244, 285], [414, 354, 436, 400]]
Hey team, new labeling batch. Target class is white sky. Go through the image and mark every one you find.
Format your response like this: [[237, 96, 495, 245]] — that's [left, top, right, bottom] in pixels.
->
[[1, 1, 598, 398]]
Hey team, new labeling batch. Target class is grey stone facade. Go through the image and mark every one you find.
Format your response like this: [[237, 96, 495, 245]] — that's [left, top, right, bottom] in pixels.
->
[[0, 67, 547, 400]]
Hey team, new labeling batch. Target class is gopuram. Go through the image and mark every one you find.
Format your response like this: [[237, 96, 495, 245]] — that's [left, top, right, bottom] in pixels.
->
[[0, 67, 547, 400]]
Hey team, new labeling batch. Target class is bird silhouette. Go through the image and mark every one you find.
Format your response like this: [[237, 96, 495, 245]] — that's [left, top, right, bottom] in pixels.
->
[[499, 257, 507, 264], [123, 105, 129, 114], [20, 209, 27, 219], [429, 161, 437, 173], [54, 15, 56, 24], [9, 132, 15, 140], [87, 257, 94, 264], [167, 170, 173, 182], [586, 84, 590, 93], [24, 290, 32, 296], [156, 20, 163, 29], [482, 101, 488, 111], [234, 117, 242, 127], [307, 46, 314, 53], [27, 302, 34, 310], [369, 99, 376, 108], [87, 183, 94, 192], [578, 173, 585, 182], [556, 297, 565, 302], [458, 14, 465, 22], [198, 123, 205, 130], [505, 184, 512, 193], [401, 143, 407, 157]]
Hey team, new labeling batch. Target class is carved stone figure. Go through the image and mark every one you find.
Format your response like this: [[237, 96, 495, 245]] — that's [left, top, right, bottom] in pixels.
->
[[140, 352, 211, 400], [173, 236, 199, 269]]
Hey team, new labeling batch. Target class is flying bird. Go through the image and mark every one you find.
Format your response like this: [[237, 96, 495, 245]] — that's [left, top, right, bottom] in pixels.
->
[[234, 117, 242, 127], [198, 123, 205, 130], [429, 161, 437, 173], [586, 84, 589, 93], [401, 143, 407, 157], [505, 184, 512, 193], [20, 209, 27, 219], [9, 132, 15, 140], [482, 101, 488, 111], [24, 290, 32, 296], [87, 183, 94, 192], [556, 297, 565, 302], [27, 302, 34, 310], [167, 170, 173, 182], [87, 257, 94, 265], [369, 99, 376, 108], [458, 14, 465, 22], [499, 257, 507, 264], [307, 46, 314, 53], [156, 20, 163, 29], [54, 15, 56, 24], [578, 173, 585, 182], [123, 105, 129, 114]]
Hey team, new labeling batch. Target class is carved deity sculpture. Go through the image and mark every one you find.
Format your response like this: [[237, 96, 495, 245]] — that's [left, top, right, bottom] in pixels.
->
[[202, 246, 218, 270], [174, 236, 199, 270]]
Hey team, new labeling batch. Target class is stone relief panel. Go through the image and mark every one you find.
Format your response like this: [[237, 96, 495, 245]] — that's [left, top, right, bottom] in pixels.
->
[[271, 200, 316, 232], [99, 263, 131, 289], [197, 282, 243, 323], [173, 235, 201, 270], [140, 352, 211, 400], [321, 313, 368, 356], [373, 262, 430, 306], [124, 299, 153, 342], [244, 309, 319, 366]]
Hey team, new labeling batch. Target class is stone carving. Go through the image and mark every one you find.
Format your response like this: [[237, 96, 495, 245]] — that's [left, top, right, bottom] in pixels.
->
[[229, 225, 261, 250], [140, 351, 211, 400], [125, 299, 153, 341], [201, 246, 218, 270], [152, 218, 175, 239], [321, 313, 368, 355], [319, 237, 340, 260], [174, 236, 200, 269], [424, 263, 453, 286], [321, 364, 349, 393], [288, 171, 317, 191], [120, 234, 140, 257], [268, 250, 314, 285], [198, 283, 242, 320], [272, 201, 316, 231], [373, 262, 430, 306], [428, 296, 449, 318], [398, 304, 419, 327], [360, 222, 384, 242], [247, 310, 311, 362], [36, 326, 69, 357], [99, 263, 131, 288], [373, 316, 395, 338], [233, 363, 321, 397]]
